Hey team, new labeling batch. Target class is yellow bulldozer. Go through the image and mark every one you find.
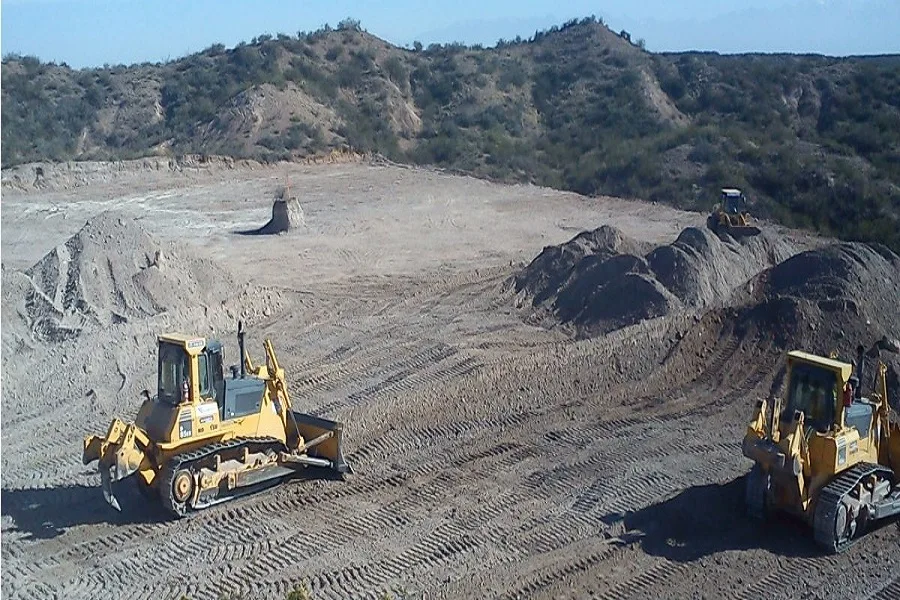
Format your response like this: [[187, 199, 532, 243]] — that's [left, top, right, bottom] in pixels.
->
[[707, 188, 761, 237], [742, 345, 900, 552], [83, 322, 352, 517]]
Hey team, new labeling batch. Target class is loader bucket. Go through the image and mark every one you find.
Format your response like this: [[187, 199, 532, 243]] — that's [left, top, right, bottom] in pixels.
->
[[292, 411, 353, 475]]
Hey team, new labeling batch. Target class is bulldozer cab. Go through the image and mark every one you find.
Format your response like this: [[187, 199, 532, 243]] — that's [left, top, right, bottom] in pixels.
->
[[157, 333, 266, 423], [157, 334, 222, 405], [783, 361, 838, 433], [782, 351, 855, 434]]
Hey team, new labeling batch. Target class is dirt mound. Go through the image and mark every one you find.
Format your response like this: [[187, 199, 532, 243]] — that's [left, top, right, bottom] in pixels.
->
[[513, 225, 653, 307], [513, 224, 795, 336], [647, 226, 795, 308], [12, 211, 284, 342], [735, 242, 900, 359]]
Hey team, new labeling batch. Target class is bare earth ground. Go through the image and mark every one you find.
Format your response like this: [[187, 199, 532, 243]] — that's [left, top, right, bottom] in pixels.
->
[[1, 161, 897, 600]]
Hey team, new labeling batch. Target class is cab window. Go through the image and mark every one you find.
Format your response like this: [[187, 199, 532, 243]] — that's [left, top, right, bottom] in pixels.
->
[[159, 343, 188, 404], [785, 363, 837, 431], [198, 353, 210, 396]]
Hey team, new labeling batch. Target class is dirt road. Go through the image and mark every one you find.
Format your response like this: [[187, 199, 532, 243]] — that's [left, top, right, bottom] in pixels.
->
[[1, 160, 897, 600]]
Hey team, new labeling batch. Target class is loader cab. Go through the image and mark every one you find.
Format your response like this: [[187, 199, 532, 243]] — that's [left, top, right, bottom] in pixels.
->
[[720, 188, 746, 215]]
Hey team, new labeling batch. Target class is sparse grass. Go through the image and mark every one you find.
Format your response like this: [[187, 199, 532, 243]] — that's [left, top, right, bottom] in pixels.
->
[[285, 580, 312, 600]]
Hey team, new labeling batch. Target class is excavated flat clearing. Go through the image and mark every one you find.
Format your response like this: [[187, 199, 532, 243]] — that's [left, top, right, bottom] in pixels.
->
[[2, 161, 897, 600]]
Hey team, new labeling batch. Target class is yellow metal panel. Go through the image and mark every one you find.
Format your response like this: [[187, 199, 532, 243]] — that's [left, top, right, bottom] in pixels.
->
[[787, 351, 854, 383], [158, 333, 207, 356]]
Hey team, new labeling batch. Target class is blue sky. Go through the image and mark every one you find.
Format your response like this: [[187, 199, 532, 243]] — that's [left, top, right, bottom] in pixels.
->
[[1, 0, 897, 69]]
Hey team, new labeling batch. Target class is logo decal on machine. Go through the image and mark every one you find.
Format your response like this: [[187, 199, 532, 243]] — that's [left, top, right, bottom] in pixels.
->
[[836, 437, 847, 466], [178, 407, 193, 439], [197, 402, 217, 424]]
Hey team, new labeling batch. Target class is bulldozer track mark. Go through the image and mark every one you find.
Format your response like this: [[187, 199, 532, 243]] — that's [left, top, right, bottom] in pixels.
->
[[603, 473, 677, 516], [346, 408, 541, 466], [334, 345, 468, 408], [732, 555, 841, 600], [187, 453, 526, 593], [341, 354, 480, 412], [569, 471, 676, 518], [306, 521, 492, 599], [498, 505, 624, 558], [693, 335, 742, 387], [288, 322, 441, 397], [523, 425, 686, 500], [190, 473, 406, 533], [200, 436, 528, 530], [217, 522, 479, 599], [497, 545, 619, 600], [869, 575, 900, 600], [589, 559, 690, 600], [312, 343, 460, 415], [304, 485, 531, 597], [192, 437, 525, 538], [291, 341, 409, 398], [541, 414, 651, 448], [4, 579, 58, 600]]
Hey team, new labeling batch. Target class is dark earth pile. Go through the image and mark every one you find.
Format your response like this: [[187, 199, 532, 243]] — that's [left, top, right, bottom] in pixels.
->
[[513, 224, 796, 336], [733, 242, 900, 399]]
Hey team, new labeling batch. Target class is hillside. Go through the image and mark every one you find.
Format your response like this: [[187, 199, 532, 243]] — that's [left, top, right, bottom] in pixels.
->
[[3, 17, 899, 251]]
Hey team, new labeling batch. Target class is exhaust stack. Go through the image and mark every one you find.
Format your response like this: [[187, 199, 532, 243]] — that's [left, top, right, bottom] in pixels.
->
[[855, 344, 865, 399], [238, 320, 246, 379]]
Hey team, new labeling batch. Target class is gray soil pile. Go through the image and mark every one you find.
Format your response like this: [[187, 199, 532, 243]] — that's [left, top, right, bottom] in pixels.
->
[[514, 224, 796, 336], [3, 210, 286, 350], [1, 210, 287, 437]]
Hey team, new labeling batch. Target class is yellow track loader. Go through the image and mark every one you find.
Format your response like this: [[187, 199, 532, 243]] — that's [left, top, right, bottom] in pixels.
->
[[83, 322, 352, 517], [742, 345, 900, 552], [707, 188, 761, 237]]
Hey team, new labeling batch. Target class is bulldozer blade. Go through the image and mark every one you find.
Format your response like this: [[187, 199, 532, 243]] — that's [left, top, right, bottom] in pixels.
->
[[727, 225, 761, 237], [292, 411, 353, 475]]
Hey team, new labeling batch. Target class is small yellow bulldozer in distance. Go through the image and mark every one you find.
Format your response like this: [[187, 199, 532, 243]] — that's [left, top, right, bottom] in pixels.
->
[[83, 322, 352, 517], [707, 188, 761, 237], [742, 345, 900, 552]]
